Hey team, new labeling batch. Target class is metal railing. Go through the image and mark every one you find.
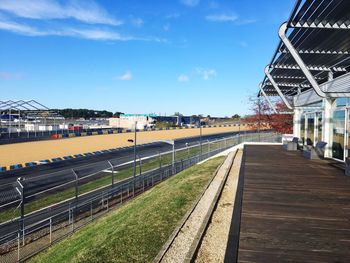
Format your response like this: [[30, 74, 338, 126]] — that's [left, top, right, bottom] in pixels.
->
[[0, 132, 281, 262]]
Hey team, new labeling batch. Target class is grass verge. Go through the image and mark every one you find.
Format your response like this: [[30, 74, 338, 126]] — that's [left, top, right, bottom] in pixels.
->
[[0, 140, 227, 224], [29, 156, 225, 263]]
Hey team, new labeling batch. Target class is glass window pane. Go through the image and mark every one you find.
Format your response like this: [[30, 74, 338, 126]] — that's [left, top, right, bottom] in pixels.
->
[[307, 115, 315, 146], [336, 98, 348, 107], [316, 112, 322, 143], [300, 115, 305, 144], [332, 110, 345, 160]]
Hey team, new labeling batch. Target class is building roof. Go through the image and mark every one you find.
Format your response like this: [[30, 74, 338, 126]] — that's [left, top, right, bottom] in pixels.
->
[[261, 0, 350, 97]]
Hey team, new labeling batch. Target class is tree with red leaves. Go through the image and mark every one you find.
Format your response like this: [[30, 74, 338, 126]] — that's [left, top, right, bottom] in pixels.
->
[[245, 96, 293, 134]]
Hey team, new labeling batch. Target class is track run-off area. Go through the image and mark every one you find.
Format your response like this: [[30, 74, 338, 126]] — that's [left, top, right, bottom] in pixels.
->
[[0, 126, 247, 167]]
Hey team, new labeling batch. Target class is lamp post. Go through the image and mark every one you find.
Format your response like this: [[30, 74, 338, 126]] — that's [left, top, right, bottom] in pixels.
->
[[238, 120, 241, 143], [15, 177, 25, 244], [185, 142, 190, 159], [127, 121, 137, 196], [199, 120, 202, 157]]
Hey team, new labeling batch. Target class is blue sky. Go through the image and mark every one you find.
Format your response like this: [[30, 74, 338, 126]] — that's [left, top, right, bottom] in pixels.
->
[[0, 0, 295, 116]]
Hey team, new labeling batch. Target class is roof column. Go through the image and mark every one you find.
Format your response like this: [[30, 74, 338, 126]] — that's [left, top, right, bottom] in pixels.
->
[[323, 98, 335, 158], [293, 107, 302, 138]]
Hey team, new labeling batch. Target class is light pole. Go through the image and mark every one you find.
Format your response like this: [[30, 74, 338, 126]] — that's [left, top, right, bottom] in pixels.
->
[[136, 154, 143, 191], [199, 120, 202, 157], [127, 121, 137, 196], [238, 120, 241, 143], [185, 142, 190, 159], [15, 177, 25, 245], [107, 161, 115, 189]]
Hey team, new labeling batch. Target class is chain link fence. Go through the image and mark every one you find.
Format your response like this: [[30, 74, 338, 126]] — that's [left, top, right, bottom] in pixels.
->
[[0, 132, 281, 262]]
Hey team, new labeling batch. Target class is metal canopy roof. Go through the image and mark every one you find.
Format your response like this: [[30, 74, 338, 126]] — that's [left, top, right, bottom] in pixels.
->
[[261, 0, 350, 97], [0, 100, 62, 118]]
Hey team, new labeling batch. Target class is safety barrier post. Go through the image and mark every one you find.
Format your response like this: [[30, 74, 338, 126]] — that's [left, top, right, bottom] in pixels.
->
[[17, 232, 20, 262], [50, 218, 52, 244]]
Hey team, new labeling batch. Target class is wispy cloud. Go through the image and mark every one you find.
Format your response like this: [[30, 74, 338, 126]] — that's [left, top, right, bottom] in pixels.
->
[[180, 0, 200, 7], [0, 71, 23, 80], [131, 18, 144, 27], [178, 74, 189, 82], [0, 17, 168, 42], [235, 19, 257, 25], [0, 19, 135, 40], [205, 14, 238, 22], [0, 19, 44, 36], [63, 28, 135, 41], [196, 68, 216, 80], [165, 13, 180, 19], [116, 71, 132, 81], [0, 0, 122, 26], [206, 13, 256, 25]]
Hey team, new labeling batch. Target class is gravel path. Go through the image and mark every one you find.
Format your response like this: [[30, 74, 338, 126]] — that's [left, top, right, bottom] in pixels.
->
[[195, 149, 242, 263], [160, 151, 235, 263]]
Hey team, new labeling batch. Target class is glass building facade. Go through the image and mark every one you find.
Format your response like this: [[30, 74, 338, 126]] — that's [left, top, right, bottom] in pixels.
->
[[297, 98, 350, 162]]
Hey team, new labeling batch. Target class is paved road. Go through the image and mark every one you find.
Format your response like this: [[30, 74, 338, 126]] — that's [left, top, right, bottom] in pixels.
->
[[0, 137, 230, 243], [0, 131, 247, 197], [0, 130, 261, 243], [0, 165, 173, 243]]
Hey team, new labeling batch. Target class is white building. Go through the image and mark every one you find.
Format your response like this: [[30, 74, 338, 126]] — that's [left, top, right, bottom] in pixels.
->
[[109, 114, 156, 130]]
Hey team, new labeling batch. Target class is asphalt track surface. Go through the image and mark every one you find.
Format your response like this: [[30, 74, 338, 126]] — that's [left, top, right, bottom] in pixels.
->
[[0, 131, 248, 193], [0, 131, 255, 243]]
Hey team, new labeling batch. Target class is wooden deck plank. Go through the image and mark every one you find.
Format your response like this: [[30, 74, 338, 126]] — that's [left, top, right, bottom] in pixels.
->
[[237, 145, 350, 263]]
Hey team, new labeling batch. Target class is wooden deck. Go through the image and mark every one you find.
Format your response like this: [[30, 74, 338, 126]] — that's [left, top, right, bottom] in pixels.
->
[[236, 145, 350, 263]]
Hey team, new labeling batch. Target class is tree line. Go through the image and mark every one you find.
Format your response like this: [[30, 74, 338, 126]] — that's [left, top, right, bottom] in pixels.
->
[[54, 108, 115, 119]]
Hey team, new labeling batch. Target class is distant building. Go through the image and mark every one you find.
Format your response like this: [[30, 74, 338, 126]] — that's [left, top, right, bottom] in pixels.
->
[[109, 114, 157, 130], [109, 114, 200, 129]]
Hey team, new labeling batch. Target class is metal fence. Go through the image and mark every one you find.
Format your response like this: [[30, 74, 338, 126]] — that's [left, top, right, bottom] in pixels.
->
[[0, 132, 281, 262]]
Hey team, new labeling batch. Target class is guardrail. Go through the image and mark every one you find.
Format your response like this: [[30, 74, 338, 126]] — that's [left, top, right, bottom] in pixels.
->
[[0, 125, 255, 172], [0, 132, 281, 263], [0, 123, 251, 147]]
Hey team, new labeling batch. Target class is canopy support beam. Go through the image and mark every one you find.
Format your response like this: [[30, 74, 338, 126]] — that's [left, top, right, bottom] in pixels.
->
[[259, 83, 278, 114], [264, 66, 293, 110], [278, 22, 350, 98]]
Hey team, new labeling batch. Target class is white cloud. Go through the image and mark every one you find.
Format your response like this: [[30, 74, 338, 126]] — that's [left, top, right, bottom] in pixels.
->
[[131, 18, 144, 27], [196, 68, 216, 80], [62, 28, 134, 41], [235, 19, 257, 25], [0, 0, 122, 25], [165, 13, 180, 19], [0, 71, 23, 80], [178, 74, 189, 82], [117, 71, 132, 81], [0, 19, 44, 36], [0, 18, 134, 40], [0, 17, 168, 42], [180, 0, 200, 7], [205, 14, 238, 22]]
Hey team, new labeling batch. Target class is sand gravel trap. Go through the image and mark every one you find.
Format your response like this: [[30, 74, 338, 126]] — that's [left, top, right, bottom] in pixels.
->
[[0, 126, 243, 166], [195, 149, 242, 263]]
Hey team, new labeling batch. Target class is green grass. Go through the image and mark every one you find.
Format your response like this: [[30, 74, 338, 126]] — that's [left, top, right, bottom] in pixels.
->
[[29, 156, 225, 263], [0, 140, 228, 223]]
